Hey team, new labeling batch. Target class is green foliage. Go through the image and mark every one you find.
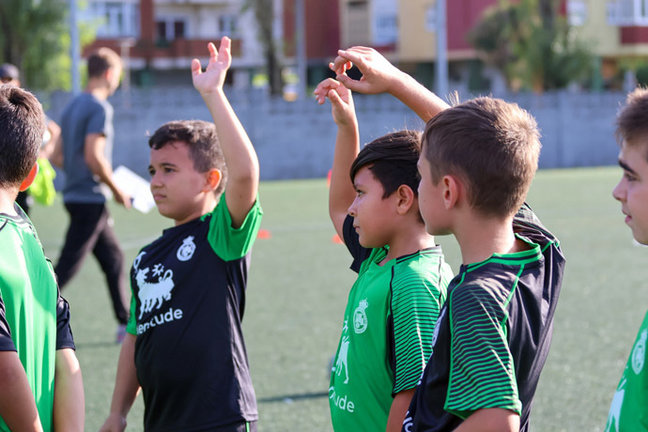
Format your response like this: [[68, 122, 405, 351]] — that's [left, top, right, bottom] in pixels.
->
[[469, 0, 593, 92], [0, 0, 95, 91]]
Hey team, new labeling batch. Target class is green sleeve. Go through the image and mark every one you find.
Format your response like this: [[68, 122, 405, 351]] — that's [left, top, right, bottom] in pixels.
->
[[207, 193, 263, 261], [445, 285, 521, 419], [391, 261, 446, 394], [126, 285, 137, 335]]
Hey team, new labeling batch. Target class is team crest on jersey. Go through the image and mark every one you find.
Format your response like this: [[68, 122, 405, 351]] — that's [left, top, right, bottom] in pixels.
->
[[353, 299, 369, 334], [176, 236, 196, 262], [632, 329, 647, 374], [136, 264, 175, 319]]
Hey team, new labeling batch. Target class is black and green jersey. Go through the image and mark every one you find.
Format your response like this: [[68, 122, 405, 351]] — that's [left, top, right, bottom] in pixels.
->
[[0, 204, 75, 432], [329, 216, 452, 431], [126, 194, 262, 431], [403, 204, 564, 432]]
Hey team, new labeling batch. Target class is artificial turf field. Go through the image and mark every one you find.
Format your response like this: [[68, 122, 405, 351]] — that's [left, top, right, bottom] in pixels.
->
[[29, 166, 646, 431]]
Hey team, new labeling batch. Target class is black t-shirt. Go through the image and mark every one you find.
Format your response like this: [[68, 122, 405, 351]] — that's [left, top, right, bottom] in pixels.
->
[[126, 196, 262, 431], [403, 204, 565, 432]]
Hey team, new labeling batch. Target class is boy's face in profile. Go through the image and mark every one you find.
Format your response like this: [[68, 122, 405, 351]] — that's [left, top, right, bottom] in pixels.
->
[[613, 140, 648, 244], [148, 141, 216, 226], [348, 166, 395, 248]]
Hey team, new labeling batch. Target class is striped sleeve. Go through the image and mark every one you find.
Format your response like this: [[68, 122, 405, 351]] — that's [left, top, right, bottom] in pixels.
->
[[390, 262, 445, 394], [445, 284, 521, 418]]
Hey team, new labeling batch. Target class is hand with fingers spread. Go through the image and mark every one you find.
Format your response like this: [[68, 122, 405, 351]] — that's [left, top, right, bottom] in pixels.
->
[[314, 78, 356, 128], [328, 46, 405, 95], [192, 36, 232, 95]]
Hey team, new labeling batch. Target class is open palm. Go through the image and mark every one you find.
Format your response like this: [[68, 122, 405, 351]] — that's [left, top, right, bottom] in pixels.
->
[[192, 36, 232, 94]]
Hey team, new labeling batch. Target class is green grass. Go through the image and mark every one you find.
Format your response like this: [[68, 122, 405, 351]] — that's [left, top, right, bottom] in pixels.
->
[[29, 166, 644, 431]]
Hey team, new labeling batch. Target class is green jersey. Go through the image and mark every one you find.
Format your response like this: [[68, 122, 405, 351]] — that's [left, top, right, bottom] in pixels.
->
[[606, 310, 648, 432], [330, 217, 452, 431], [0, 209, 61, 431]]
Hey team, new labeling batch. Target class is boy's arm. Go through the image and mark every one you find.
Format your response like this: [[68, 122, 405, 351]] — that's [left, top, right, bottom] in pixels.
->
[[453, 408, 520, 432], [84, 133, 131, 209], [385, 388, 415, 432], [330, 47, 450, 122], [0, 351, 43, 431], [99, 334, 140, 432], [53, 348, 84, 432], [50, 134, 63, 168], [314, 78, 359, 238], [192, 37, 259, 228]]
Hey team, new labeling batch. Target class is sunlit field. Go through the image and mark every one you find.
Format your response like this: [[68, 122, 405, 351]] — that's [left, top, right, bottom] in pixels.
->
[[29, 166, 644, 431]]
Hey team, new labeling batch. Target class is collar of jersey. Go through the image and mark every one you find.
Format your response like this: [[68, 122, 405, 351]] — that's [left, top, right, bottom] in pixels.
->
[[462, 233, 543, 273]]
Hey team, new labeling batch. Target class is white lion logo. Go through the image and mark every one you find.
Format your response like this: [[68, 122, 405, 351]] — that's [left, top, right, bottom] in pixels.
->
[[136, 267, 175, 319]]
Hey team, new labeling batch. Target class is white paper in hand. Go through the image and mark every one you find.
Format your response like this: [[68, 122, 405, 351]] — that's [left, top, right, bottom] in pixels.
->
[[112, 165, 156, 213]]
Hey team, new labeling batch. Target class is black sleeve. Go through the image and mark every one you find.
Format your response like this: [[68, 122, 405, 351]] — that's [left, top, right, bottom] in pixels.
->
[[0, 296, 16, 352], [512, 203, 560, 247], [56, 291, 76, 350], [342, 214, 371, 273]]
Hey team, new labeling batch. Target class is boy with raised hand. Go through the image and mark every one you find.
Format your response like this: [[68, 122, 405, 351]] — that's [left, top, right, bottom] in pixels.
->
[[314, 73, 453, 431], [330, 47, 565, 432], [99, 36, 262, 432], [0, 86, 84, 431], [605, 88, 648, 432]]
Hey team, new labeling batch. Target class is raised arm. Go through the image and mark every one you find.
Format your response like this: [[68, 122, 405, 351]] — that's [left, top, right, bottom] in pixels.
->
[[84, 134, 131, 209], [99, 334, 140, 432], [330, 47, 450, 122], [314, 78, 359, 238], [53, 348, 84, 432], [192, 36, 259, 228]]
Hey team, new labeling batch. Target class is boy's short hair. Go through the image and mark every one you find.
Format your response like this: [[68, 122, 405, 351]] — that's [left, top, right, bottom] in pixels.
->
[[0, 86, 45, 187], [149, 120, 228, 196], [87, 47, 121, 79], [422, 97, 540, 218], [616, 87, 648, 159], [350, 130, 422, 198]]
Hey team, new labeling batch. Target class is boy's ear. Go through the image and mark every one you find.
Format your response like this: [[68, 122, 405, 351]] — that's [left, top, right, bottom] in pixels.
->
[[19, 163, 39, 192], [395, 184, 415, 215], [441, 174, 461, 210], [204, 169, 222, 192]]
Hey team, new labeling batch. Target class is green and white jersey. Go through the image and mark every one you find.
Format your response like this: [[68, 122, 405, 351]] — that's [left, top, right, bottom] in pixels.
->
[[605, 310, 648, 432], [0, 206, 74, 432], [329, 216, 452, 431]]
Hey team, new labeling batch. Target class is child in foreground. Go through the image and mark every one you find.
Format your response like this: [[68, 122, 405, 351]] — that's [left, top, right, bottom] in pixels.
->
[[605, 88, 648, 432], [314, 70, 452, 431], [330, 47, 565, 431], [0, 85, 84, 431], [99, 36, 262, 432]]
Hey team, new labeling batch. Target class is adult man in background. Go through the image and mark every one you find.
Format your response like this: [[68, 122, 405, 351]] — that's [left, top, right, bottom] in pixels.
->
[[51, 48, 131, 343]]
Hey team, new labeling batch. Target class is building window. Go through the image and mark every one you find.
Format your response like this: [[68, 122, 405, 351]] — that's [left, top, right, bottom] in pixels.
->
[[90, 0, 139, 38], [567, 0, 587, 26], [156, 17, 188, 41], [219, 14, 238, 37], [608, 0, 648, 25]]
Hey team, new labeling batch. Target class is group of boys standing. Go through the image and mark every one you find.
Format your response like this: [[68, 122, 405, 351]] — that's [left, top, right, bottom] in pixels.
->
[[0, 36, 645, 432]]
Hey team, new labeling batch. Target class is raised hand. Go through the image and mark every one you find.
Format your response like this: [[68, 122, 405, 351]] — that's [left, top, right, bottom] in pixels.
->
[[328, 46, 404, 95], [192, 36, 232, 95], [314, 78, 356, 128]]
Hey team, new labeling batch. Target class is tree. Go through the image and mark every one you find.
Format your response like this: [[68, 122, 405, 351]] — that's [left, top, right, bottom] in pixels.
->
[[469, 0, 593, 92], [0, 0, 70, 90], [242, 0, 284, 96]]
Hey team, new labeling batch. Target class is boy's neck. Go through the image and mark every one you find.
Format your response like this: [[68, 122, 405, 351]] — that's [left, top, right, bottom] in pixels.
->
[[382, 222, 436, 264], [453, 211, 520, 265], [0, 188, 18, 215], [173, 195, 218, 226]]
